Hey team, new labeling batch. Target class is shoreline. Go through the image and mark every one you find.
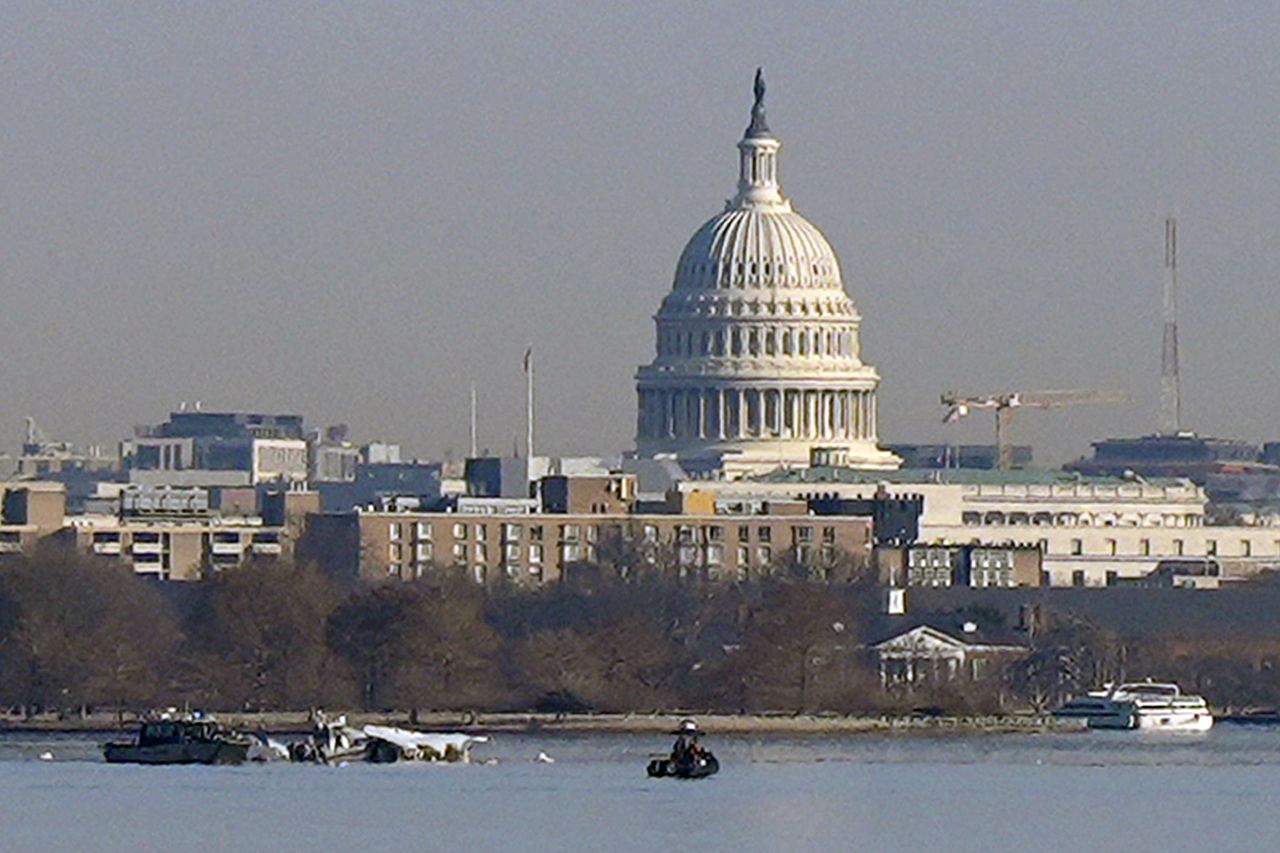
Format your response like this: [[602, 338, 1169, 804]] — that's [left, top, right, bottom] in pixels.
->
[[0, 711, 1077, 736]]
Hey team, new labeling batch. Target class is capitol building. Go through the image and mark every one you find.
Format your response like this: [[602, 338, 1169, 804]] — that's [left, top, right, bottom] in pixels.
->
[[635, 72, 900, 477]]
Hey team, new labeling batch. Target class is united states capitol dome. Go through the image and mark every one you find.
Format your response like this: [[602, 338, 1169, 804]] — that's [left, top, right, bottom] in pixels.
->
[[634, 71, 899, 476]]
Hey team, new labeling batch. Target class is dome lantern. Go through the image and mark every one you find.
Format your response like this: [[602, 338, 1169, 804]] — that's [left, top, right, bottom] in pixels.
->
[[733, 69, 785, 209]]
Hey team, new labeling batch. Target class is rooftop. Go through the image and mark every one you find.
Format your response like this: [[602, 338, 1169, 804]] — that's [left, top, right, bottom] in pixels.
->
[[751, 466, 1191, 488]]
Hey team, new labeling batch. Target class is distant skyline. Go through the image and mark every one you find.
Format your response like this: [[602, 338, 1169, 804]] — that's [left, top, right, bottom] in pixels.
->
[[3, 3, 1279, 464]]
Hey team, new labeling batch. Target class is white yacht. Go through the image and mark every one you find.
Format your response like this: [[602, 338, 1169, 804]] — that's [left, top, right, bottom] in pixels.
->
[[1055, 681, 1214, 732]]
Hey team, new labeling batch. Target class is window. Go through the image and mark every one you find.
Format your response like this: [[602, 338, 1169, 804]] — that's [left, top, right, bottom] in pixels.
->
[[416, 542, 433, 561], [388, 524, 401, 542], [452, 543, 466, 563], [503, 523, 521, 540], [1106, 539, 1117, 556], [1140, 539, 1150, 557], [475, 544, 488, 562], [822, 526, 835, 544], [793, 526, 813, 543], [737, 545, 749, 565], [389, 543, 403, 562], [758, 546, 772, 565], [1206, 539, 1218, 556], [1173, 539, 1184, 556], [1070, 539, 1083, 556], [758, 527, 772, 543], [706, 544, 723, 564], [530, 525, 544, 541], [561, 524, 580, 541], [530, 544, 544, 563], [738, 525, 750, 541], [453, 523, 467, 539], [475, 525, 488, 541], [1243, 540, 1253, 557], [505, 543, 521, 561], [416, 521, 433, 540], [586, 525, 599, 543], [642, 524, 658, 543]]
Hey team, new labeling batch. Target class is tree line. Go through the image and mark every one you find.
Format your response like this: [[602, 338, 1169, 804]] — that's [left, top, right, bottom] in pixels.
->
[[2, 544, 1280, 718]]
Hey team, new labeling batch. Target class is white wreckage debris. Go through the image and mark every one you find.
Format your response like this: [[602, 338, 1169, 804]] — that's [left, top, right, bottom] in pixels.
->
[[289, 713, 490, 765]]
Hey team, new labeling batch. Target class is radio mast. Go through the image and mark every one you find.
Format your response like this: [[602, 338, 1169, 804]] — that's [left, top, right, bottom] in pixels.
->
[[1159, 217, 1182, 435]]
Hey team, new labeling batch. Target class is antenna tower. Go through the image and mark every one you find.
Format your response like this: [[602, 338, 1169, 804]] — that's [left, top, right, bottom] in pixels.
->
[[1159, 217, 1182, 435]]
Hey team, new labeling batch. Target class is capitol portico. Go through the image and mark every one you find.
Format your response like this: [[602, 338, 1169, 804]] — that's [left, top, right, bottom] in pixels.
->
[[635, 71, 900, 476]]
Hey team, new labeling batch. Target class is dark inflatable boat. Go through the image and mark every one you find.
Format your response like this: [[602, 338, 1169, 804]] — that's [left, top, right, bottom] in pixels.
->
[[647, 752, 719, 779]]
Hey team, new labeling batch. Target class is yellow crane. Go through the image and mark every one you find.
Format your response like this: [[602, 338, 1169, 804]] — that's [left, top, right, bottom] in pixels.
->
[[940, 389, 1128, 470]]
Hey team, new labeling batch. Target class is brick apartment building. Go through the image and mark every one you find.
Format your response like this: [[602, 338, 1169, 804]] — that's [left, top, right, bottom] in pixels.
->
[[303, 473, 875, 585]]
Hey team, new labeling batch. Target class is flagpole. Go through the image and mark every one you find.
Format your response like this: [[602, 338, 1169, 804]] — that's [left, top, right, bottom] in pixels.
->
[[524, 347, 535, 483]]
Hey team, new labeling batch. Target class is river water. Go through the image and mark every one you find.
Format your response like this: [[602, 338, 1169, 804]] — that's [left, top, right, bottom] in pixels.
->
[[2, 725, 1279, 852]]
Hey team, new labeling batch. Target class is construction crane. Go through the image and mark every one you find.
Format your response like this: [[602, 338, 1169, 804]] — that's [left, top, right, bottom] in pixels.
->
[[940, 389, 1128, 470]]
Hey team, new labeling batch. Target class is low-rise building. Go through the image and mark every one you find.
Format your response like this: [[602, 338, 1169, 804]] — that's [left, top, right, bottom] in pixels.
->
[[303, 473, 875, 585], [56, 517, 286, 580], [683, 467, 1280, 586], [870, 623, 1029, 688], [122, 410, 309, 488], [0, 482, 68, 557], [891, 543, 1042, 588]]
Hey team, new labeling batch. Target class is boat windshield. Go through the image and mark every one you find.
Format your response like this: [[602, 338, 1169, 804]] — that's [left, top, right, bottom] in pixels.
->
[[1120, 683, 1179, 696], [138, 723, 183, 746]]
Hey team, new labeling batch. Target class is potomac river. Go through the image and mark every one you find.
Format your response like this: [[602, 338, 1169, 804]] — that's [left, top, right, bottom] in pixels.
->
[[1, 726, 1278, 852]]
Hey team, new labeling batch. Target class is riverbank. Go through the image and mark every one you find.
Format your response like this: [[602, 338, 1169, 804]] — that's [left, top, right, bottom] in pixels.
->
[[0, 710, 1076, 736]]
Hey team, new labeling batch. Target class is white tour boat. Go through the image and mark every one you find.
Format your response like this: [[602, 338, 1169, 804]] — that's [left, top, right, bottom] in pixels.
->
[[1055, 681, 1214, 732]]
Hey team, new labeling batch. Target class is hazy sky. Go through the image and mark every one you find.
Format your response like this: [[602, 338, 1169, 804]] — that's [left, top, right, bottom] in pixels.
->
[[3, 3, 1279, 464]]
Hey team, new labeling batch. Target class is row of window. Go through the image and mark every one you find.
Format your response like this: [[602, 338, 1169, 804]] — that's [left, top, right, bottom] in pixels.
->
[[658, 325, 854, 360], [1060, 537, 1273, 557], [961, 511, 1202, 528], [678, 258, 837, 289], [388, 521, 845, 548]]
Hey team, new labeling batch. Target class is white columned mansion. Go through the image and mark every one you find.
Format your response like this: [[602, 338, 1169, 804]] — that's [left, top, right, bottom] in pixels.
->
[[635, 72, 900, 477]]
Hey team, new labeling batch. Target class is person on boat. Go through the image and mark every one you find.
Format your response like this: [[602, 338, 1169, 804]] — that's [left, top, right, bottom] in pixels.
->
[[671, 719, 702, 763]]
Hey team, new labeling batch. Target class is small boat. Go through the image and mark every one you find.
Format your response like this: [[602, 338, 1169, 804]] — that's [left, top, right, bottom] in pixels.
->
[[1055, 681, 1214, 732], [647, 752, 720, 779], [103, 713, 252, 765], [647, 718, 719, 779]]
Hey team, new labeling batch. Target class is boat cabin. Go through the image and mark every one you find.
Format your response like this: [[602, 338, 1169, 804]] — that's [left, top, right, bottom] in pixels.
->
[[138, 720, 222, 746]]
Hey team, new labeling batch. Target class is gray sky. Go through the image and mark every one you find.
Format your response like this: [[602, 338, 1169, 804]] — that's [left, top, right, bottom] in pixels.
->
[[3, 2, 1279, 464]]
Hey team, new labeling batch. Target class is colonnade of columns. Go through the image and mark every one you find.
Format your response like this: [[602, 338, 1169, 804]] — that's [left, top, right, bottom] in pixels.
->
[[637, 386, 876, 443]]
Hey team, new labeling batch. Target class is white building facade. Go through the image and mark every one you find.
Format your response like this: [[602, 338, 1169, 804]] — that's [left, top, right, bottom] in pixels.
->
[[682, 469, 1280, 586], [635, 72, 899, 477]]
